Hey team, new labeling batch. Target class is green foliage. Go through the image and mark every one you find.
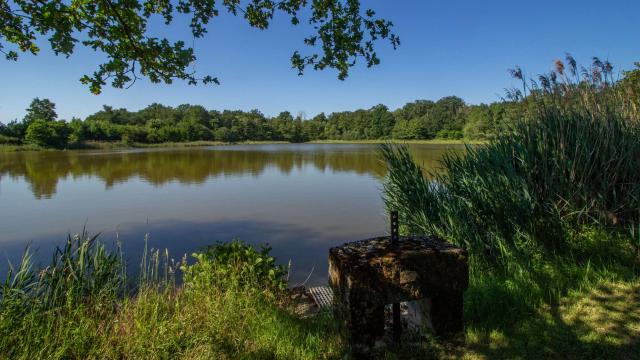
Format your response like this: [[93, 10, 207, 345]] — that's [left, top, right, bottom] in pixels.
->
[[383, 115, 640, 263], [0, 232, 347, 359], [380, 58, 640, 359], [382, 56, 640, 264], [197, 239, 288, 291], [391, 118, 425, 139], [0, 230, 123, 311], [1, 230, 636, 359], [0, 134, 21, 145], [23, 98, 57, 125], [1, 1, 398, 93], [1, 120, 27, 139], [76, 101, 476, 144], [0, 231, 124, 356], [24, 119, 70, 149], [5, 92, 522, 148], [628, 220, 640, 260], [436, 129, 463, 139]]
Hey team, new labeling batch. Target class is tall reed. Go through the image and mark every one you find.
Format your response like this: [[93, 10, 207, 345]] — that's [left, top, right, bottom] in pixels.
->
[[382, 56, 640, 263]]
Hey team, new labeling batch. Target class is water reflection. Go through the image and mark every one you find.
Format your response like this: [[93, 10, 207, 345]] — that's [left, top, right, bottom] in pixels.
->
[[0, 143, 463, 285], [0, 144, 458, 199]]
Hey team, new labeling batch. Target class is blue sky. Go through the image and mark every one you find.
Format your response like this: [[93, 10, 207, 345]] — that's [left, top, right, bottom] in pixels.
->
[[1, 0, 639, 121]]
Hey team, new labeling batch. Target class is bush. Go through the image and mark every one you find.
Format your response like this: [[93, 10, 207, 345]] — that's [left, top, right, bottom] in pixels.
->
[[436, 129, 463, 139], [214, 126, 235, 142], [0, 134, 21, 145], [24, 119, 70, 149], [197, 239, 288, 291], [121, 125, 149, 144]]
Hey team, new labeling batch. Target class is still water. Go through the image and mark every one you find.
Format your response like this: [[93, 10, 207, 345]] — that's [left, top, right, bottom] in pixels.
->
[[0, 143, 462, 285]]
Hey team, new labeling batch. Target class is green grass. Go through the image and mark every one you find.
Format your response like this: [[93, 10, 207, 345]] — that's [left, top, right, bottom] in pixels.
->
[[128, 140, 290, 148], [0, 140, 294, 152], [0, 236, 343, 359], [455, 278, 640, 360], [0, 143, 44, 152], [0, 139, 481, 152], [309, 139, 485, 145], [1, 230, 637, 359]]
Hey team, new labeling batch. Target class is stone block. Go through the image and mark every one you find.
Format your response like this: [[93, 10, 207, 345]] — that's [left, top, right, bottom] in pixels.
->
[[328, 235, 468, 353]]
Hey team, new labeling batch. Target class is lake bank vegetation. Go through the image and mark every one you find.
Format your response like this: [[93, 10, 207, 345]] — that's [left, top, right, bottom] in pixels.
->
[[0, 95, 496, 150], [4, 58, 637, 151], [0, 235, 348, 359], [1, 56, 639, 359], [382, 55, 640, 358]]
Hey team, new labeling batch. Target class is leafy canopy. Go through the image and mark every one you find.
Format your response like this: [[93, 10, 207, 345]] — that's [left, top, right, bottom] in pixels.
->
[[23, 97, 57, 124], [25, 119, 70, 148], [1, 0, 399, 94]]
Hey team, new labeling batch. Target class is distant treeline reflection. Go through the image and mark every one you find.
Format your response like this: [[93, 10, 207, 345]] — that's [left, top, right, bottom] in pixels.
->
[[0, 145, 461, 199]]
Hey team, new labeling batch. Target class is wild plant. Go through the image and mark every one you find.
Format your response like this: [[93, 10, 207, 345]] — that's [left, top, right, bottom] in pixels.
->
[[382, 55, 640, 266]]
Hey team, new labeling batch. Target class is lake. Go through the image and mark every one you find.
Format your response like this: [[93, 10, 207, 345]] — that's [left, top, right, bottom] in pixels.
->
[[0, 143, 463, 285]]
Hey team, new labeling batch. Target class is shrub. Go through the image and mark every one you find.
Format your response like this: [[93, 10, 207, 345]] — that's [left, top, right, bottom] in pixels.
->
[[196, 239, 288, 291], [121, 125, 148, 144], [214, 126, 235, 142], [24, 119, 70, 149], [0, 134, 21, 145]]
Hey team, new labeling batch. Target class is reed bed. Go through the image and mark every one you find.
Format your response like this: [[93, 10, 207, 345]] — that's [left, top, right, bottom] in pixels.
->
[[381, 57, 640, 349]]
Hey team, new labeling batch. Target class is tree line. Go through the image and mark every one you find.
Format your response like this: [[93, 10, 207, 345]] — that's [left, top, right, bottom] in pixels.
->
[[0, 96, 527, 149], [2, 61, 638, 149]]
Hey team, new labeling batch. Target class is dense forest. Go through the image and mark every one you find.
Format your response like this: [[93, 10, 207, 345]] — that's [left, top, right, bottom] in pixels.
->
[[0, 96, 523, 149], [2, 62, 639, 149]]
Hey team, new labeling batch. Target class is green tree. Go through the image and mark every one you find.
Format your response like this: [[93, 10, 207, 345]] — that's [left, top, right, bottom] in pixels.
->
[[68, 117, 89, 144], [178, 119, 212, 141], [395, 100, 435, 121], [392, 118, 424, 139], [273, 111, 296, 141], [23, 98, 58, 125], [214, 127, 234, 142], [620, 62, 640, 113], [121, 125, 149, 144], [303, 113, 327, 140], [434, 96, 466, 132], [25, 119, 70, 148], [367, 104, 395, 139], [1, 1, 398, 94], [3, 119, 26, 139], [463, 104, 492, 139]]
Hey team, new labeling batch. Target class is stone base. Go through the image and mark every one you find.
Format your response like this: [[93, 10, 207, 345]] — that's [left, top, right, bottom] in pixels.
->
[[328, 235, 468, 354]]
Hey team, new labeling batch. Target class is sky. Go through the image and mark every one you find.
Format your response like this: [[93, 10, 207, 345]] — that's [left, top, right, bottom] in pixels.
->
[[1, 0, 639, 122]]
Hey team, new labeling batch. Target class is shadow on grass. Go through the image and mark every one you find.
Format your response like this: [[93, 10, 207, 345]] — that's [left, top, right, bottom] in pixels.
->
[[455, 280, 640, 360]]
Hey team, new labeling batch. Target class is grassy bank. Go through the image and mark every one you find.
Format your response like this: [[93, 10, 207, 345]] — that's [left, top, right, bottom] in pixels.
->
[[0, 140, 291, 152], [309, 139, 484, 145], [0, 237, 342, 359], [0, 139, 481, 152], [1, 230, 637, 359], [0, 143, 44, 152]]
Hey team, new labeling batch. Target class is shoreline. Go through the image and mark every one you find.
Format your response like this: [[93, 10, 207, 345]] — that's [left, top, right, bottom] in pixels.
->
[[0, 139, 483, 153], [308, 139, 484, 145]]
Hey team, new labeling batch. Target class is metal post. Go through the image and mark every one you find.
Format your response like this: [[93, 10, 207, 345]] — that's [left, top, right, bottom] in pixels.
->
[[390, 210, 401, 342], [390, 210, 399, 247]]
